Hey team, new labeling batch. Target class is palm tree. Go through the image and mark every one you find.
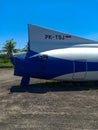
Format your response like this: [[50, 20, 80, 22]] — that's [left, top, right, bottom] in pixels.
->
[[3, 39, 17, 58]]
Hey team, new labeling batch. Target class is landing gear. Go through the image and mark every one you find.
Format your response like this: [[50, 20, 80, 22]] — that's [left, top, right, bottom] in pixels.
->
[[20, 76, 30, 86]]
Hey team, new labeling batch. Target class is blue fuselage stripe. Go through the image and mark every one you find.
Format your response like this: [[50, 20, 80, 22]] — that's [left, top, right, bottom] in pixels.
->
[[12, 51, 98, 79]]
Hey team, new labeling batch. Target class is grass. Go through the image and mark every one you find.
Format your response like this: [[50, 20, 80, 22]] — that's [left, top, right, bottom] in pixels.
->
[[0, 54, 13, 68]]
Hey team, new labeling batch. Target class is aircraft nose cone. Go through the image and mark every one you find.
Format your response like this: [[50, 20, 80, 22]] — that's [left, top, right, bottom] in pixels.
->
[[10, 56, 15, 65]]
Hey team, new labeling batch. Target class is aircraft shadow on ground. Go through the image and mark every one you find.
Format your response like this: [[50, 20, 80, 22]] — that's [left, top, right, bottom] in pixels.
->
[[10, 81, 98, 94]]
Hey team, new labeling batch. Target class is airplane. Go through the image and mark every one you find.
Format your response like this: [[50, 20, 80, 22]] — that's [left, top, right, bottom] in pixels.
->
[[11, 24, 98, 86]]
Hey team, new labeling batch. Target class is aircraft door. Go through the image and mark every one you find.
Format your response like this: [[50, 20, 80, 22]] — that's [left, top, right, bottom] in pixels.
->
[[73, 60, 87, 80]]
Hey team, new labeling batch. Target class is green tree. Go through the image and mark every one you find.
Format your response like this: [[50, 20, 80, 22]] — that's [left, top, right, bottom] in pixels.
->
[[3, 39, 17, 58]]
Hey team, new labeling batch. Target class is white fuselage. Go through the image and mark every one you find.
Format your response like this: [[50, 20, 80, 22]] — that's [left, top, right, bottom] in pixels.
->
[[40, 45, 98, 81]]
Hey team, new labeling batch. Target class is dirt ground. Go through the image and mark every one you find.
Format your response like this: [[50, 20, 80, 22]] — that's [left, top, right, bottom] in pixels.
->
[[0, 70, 98, 130]]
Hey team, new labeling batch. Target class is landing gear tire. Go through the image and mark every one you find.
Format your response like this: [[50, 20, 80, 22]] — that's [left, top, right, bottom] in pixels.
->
[[20, 76, 30, 87]]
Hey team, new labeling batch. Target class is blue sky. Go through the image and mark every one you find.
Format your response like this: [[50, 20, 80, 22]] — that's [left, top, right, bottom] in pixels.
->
[[0, 0, 98, 49]]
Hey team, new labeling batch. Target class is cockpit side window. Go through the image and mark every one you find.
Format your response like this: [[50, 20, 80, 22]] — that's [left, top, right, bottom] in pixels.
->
[[39, 55, 48, 60]]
